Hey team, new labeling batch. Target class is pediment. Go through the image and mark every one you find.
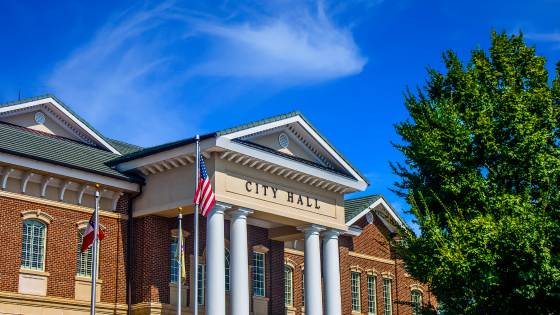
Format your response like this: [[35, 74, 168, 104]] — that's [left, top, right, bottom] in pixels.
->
[[0, 95, 120, 154]]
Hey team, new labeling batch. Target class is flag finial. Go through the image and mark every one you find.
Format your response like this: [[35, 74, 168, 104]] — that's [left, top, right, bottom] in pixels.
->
[[178, 207, 183, 212], [95, 184, 100, 189]]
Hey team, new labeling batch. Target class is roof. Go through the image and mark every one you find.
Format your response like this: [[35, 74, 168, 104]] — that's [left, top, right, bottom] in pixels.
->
[[0, 121, 143, 183], [106, 138, 144, 155], [108, 111, 369, 184], [0, 94, 122, 154], [344, 194, 408, 226]]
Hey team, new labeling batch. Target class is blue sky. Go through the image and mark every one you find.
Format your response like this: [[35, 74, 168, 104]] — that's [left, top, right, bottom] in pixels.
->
[[2, 0, 560, 231]]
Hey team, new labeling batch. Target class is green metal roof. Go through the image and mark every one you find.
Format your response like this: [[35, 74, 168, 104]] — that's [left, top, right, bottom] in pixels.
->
[[0, 94, 123, 155], [109, 111, 369, 185], [344, 193, 408, 227], [106, 138, 144, 155], [0, 122, 143, 183]]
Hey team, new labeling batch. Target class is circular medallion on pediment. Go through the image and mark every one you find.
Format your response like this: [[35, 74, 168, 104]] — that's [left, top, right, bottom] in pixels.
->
[[35, 112, 45, 125], [279, 133, 289, 148], [366, 212, 374, 224]]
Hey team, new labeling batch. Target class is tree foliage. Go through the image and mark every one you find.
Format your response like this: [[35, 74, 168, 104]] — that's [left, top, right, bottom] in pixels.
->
[[388, 30, 560, 314]]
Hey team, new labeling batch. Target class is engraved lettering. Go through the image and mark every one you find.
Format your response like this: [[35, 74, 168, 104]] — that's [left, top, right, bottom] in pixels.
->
[[245, 181, 252, 192], [306, 196, 312, 207], [315, 198, 320, 209], [271, 187, 277, 198], [262, 185, 268, 196], [287, 192, 294, 203], [297, 195, 303, 205]]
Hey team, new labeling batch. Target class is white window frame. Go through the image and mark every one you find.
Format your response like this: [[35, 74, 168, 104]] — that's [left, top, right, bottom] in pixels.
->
[[21, 219, 47, 271], [197, 264, 206, 305], [411, 290, 422, 315], [351, 272, 361, 312], [284, 266, 293, 307], [225, 248, 230, 291], [253, 252, 265, 297], [383, 279, 392, 315], [368, 276, 376, 314]]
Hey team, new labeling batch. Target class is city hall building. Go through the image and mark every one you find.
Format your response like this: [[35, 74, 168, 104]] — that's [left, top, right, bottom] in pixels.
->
[[0, 95, 436, 315]]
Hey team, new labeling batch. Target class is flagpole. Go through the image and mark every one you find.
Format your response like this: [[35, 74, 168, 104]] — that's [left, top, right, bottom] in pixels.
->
[[193, 135, 200, 315], [177, 207, 183, 315], [90, 184, 100, 315]]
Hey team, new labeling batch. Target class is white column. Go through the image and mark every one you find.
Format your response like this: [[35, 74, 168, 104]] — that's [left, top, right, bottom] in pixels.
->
[[228, 207, 253, 315], [322, 229, 344, 315], [206, 204, 228, 315], [297, 224, 325, 315]]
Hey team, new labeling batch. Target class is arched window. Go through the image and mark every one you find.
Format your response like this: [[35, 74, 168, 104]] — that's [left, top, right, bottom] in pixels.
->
[[225, 248, 230, 291], [411, 290, 422, 315], [77, 229, 97, 277], [284, 266, 293, 307], [21, 220, 46, 271]]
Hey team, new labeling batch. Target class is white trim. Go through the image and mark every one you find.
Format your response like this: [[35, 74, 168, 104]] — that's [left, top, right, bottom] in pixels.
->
[[345, 198, 405, 230], [216, 138, 365, 190], [0, 98, 121, 155], [0, 152, 140, 192], [221, 116, 366, 185]]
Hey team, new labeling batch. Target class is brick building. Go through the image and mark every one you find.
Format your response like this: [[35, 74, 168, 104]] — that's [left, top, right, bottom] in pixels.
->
[[0, 95, 435, 315]]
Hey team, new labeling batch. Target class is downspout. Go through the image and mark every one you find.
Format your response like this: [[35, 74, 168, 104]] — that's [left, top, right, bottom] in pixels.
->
[[127, 185, 143, 315]]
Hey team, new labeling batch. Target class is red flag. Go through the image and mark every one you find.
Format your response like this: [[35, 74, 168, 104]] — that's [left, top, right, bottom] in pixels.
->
[[80, 212, 105, 252]]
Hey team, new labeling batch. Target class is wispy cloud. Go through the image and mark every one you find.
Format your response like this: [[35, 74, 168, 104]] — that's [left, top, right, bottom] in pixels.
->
[[46, 0, 369, 146], [525, 30, 560, 49]]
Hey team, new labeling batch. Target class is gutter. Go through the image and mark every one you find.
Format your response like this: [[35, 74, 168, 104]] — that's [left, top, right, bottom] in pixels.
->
[[127, 185, 143, 315]]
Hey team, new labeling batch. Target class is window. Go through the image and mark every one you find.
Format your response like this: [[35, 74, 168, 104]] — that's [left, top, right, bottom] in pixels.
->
[[225, 248, 230, 291], [302, 273, 305, 309], [21, 220, 46, 271], [284, 266, 293, 307], [368, 276, 376, 314], [77, 229, 97, 277], [171, 237, 179, 284], [253, 252, 265, 296], [411, 291, 422, 315], [197, 264, 206, 305], [351, 272, 361, 312], [383, 279, 392, 315]]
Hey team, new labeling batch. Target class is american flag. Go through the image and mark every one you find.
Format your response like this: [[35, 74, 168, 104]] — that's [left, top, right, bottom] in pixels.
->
[[194, 153, 216, 216]]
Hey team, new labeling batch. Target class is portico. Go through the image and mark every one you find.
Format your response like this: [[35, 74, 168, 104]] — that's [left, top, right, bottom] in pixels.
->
[[109, 111, 369, 315]]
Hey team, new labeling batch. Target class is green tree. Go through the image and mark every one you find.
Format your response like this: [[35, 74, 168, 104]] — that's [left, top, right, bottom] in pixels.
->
[[388, 30, 560, 314]]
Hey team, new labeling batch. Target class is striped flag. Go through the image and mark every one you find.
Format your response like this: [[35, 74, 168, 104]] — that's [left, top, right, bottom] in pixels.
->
[[193, 153, 216, 216], [80, 211, 105, 253]]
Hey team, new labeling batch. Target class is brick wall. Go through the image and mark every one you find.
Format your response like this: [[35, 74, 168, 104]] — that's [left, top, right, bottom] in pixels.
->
[[0, 194, 128, 304]]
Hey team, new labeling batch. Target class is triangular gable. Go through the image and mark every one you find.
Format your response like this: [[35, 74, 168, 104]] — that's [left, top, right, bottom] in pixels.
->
[[0, 95, 121, 155], [345, 194, 407, 232], [215, 111, 369, 186]]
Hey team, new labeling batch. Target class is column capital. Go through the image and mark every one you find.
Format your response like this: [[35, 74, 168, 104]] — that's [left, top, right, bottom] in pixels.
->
[[208, 201, 232, 215], [321, 229, 345, 239], [227, 207, 254, 220], [297, 224, 326, 235]]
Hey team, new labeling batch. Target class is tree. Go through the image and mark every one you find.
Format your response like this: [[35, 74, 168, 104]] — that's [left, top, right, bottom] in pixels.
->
[[388, 30, 560, 314]]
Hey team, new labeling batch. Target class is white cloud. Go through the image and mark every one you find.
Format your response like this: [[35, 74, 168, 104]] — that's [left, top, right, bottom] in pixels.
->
[[525, 30, 560, 49], [188, 3, 368, 82], [46, 0, 368, 146]]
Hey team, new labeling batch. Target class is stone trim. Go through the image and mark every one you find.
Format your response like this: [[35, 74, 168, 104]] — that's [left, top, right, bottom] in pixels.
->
[[253, 244, 270, 253], [75, 276, 103, 283], [381, 271, 395, 280], [76, 219, 107, 232], [19, 268, 50, 277], [284, 258, 297, 269], [285, 248, 304, 256], [365, 268, 379, 277], [348, 251, 395, 265], [2, 190, 127, 219], [0, 290, 127, 314], [21, 209, 53, 225], [350, 265, 364, 273], [410, 284, 425, 293]]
